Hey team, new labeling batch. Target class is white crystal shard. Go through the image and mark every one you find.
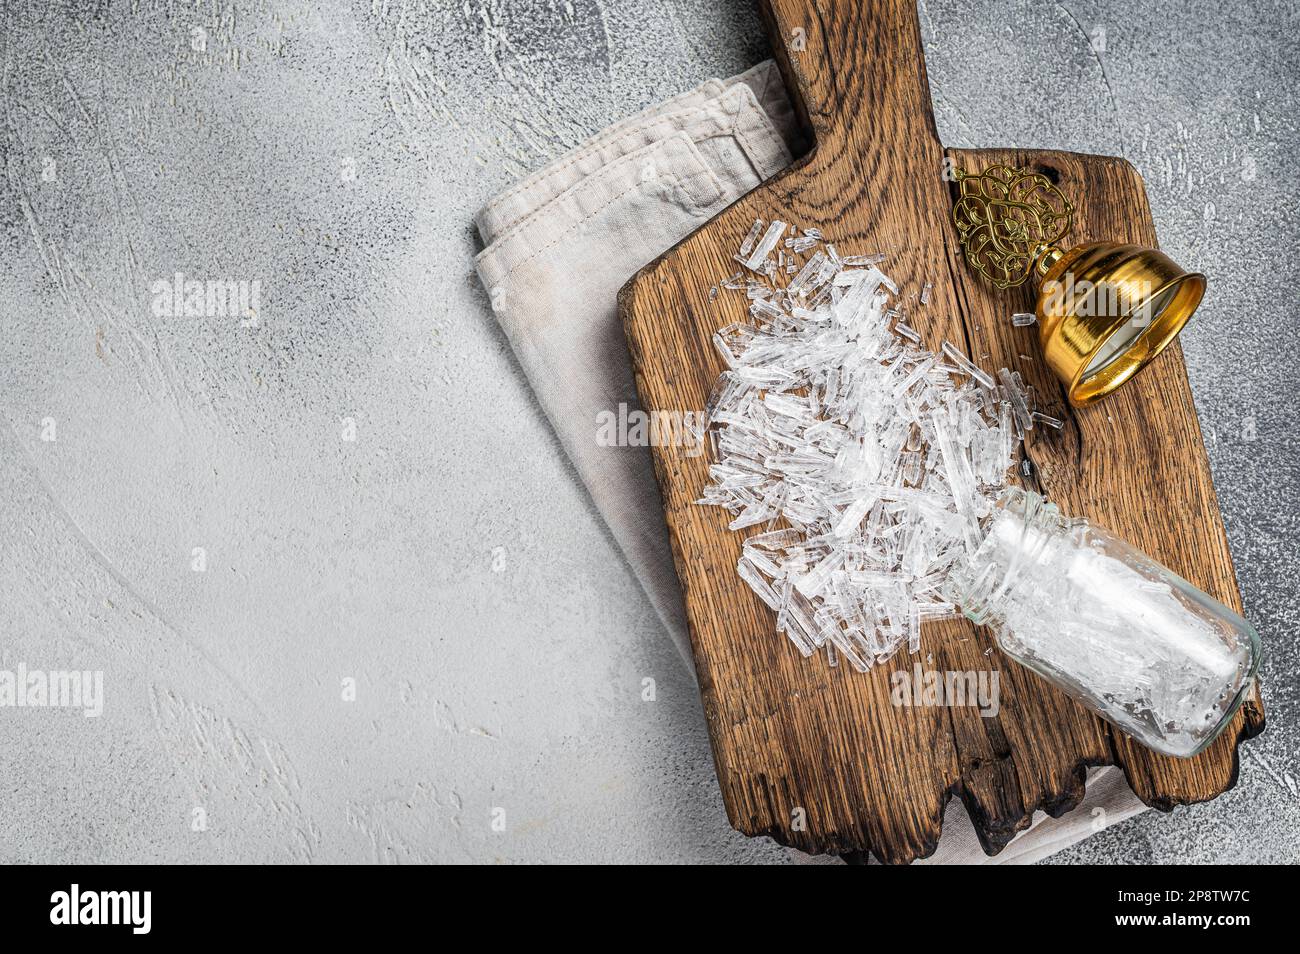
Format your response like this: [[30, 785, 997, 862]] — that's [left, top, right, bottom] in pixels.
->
[[738, 218, 764, 257], [940, 340, 996, 390], [787, 251, 827, 297], [893, 321, 922, 344], [1011, 311, 1037, 326], [998, 367, 1034, 432], [841, 253, 886, 266], [744, 220, 787, 271]]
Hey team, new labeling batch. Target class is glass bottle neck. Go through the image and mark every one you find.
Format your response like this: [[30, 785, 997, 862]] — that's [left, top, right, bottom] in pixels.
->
[[943, 487, 1071, 628]]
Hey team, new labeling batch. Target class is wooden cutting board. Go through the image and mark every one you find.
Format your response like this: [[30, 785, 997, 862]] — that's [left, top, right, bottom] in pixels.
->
[[619, 0, 1265, 862]]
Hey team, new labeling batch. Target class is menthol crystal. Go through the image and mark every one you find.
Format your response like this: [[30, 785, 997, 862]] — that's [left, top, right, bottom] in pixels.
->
[[697, 221, 1042, 669]]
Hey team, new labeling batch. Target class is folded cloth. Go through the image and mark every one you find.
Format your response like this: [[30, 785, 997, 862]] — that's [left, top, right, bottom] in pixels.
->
[[477, 81, 793, 674], [474, 60, 1147, 865], [475, 60, 803, 244]]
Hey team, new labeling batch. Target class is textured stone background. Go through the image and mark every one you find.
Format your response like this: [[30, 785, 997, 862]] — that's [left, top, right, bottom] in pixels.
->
[[0, 0, 1294, 864]]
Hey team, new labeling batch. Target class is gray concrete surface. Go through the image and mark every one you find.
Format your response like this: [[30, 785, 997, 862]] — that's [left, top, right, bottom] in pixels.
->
[[0, 0, 1294, 864]]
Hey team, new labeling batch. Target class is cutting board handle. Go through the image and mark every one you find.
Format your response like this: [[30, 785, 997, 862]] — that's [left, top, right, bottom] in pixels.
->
[[760, 0, 942, 157]]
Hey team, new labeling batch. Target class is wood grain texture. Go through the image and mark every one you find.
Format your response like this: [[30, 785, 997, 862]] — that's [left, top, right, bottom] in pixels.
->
[[619, 0, 1264, 862]]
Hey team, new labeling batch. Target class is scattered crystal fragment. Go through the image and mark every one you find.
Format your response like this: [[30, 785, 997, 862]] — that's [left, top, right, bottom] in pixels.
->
[[920, 282, 933, 305], [787, 251, 828, 297], [841, 253, 886, 266], [998, 367, 1034, 431], [744, 220, 786, 270], [893, 321, 921, 344], [738, 218, 764, 257], [737, 556, 781, 610], [1012, 311, 1037, 326], [941, 340, 996, 389], [1032, 411, 1064, 430]]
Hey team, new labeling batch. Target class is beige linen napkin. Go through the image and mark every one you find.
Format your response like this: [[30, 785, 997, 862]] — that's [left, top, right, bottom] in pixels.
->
[[475, 61, 803, 244], [477, 80, 793, 674], [474, 61, 1147, 864]]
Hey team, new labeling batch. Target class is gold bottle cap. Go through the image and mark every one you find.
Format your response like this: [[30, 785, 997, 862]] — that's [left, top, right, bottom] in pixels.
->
[[1037, 243, 1205, 407]]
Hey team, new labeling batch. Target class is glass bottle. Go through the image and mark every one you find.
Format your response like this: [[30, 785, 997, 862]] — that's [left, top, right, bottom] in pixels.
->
[[943, 487, 1260, 757]]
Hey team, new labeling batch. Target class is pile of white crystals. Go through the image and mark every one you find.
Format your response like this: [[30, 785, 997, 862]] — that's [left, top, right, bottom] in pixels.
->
[[697, 219, 1050, 671]]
